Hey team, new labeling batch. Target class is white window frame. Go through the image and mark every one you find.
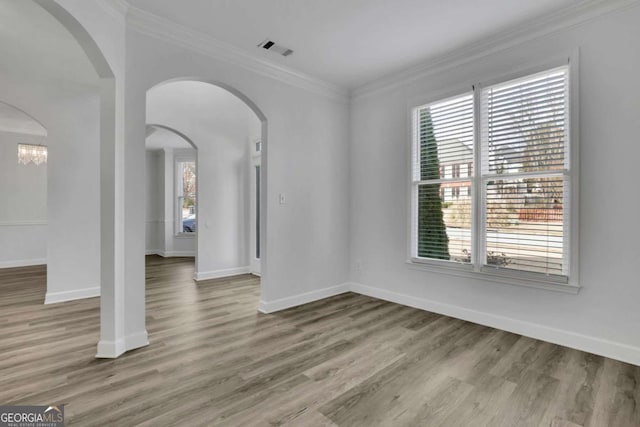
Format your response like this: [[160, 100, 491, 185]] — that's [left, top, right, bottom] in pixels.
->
[[408, 52, 580, 294], [175, 155, 197, 237]]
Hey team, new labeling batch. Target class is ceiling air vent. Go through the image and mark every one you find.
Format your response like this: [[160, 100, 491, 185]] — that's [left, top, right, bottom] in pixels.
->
[[258, 39, 293, 57]]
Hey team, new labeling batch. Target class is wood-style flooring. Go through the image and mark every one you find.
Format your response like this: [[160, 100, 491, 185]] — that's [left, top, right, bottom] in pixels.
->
[[0, 256, 639, 426]]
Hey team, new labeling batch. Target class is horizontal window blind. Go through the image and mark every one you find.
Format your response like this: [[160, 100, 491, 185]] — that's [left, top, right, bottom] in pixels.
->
[[415, 93, 473, 262], [480, 66, 569, 277]]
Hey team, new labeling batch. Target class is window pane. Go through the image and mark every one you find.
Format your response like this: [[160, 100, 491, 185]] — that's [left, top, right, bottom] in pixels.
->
[[483, 67, 568, 175], [418, 94, 474, 181], [181, 161, 196, 233], [418, 183, 471, 263], [485, 176, 565, 275]]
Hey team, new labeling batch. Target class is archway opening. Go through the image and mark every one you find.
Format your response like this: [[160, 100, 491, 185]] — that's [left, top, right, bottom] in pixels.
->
[[145, 80, 266, 304], [0, 0, 124, 358]]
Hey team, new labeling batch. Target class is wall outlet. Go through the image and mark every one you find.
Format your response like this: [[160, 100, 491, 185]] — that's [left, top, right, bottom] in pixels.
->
[[279, 193, 286, 205], [354, 260, 362, 275]]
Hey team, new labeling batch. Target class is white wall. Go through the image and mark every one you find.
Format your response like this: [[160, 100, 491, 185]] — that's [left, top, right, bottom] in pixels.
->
[[0, 131, 47, 267], [118, 29, 352, 307], [145, 149, 161, 253], [349, 5, 640, 364], [0, 73, 101, 303], [46, 86, 101, 304]]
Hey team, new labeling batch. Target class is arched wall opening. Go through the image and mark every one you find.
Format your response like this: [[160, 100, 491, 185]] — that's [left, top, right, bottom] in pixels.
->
[[0, 0, 128, 358], [145, 124, 198, 260], [145, 80, 265, 290]]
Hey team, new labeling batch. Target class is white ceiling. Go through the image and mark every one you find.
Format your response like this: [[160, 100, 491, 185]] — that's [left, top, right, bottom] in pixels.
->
[[0, 0, 97, 85], [126, 0, 585, 88], [146, 80, 260, 150]]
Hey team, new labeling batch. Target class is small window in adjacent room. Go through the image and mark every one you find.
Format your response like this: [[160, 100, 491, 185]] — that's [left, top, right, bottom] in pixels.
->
[[411, 63, 575, 291], [176, 160, 196, 234]]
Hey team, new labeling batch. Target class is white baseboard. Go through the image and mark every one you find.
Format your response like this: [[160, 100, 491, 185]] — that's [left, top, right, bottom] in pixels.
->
[[45, 286, 100, 304], [96, 330, 149, 359], [194, 266, 250, 281], [146, 250, 195, 257], [96, 338, 126, 358], [348, 282, 640, 367], [125, 330, 149, 351], [0, 258, 47, 269], [258, 283, 350, 314]]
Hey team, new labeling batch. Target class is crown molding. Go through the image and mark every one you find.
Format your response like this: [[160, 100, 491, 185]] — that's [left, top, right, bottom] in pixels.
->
[[124, 4, 349, 103], [352, 0, 640, 101]]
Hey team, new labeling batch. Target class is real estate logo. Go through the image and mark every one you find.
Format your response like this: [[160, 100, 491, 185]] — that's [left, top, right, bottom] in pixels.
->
[[0, 405, 64, 427]]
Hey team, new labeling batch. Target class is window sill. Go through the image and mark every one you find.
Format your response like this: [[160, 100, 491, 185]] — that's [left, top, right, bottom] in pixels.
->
[[406, 258, 580, 294], [175, 233, 196, 239]]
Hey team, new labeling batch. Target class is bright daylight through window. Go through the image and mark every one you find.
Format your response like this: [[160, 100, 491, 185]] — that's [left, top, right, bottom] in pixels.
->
[[412, 65, 571, 285], [177, 160, 196, 234]]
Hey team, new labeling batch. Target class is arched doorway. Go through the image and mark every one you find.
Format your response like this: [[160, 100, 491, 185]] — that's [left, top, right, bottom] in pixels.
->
[[145, 80, 266, 290], [0, 0, 128, 358]]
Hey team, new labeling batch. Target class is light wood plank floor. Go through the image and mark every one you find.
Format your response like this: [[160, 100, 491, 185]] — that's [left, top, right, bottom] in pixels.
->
[[1, 256, 639, 426]]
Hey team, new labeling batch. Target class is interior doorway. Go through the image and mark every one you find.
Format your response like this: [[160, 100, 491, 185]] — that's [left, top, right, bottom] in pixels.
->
[[145, 80, 264, 284]]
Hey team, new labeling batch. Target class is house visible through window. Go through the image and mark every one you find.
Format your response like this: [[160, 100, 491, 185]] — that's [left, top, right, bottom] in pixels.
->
[[452, 164, 460, 178], [177, 160, 196, 234], [412, 64, 572, 285]]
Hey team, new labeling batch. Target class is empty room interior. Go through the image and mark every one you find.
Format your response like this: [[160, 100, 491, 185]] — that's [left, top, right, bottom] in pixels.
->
[[0, 0, 639, 426]]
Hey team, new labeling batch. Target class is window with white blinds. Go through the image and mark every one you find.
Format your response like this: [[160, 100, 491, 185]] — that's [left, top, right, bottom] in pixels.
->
[[411, 64, 574, 288], [413, 93, 474, 263], [481, 66, 569, 278]]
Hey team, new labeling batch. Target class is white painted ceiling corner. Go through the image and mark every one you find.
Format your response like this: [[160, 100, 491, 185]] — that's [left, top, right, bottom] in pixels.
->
[[88, 0, 640, 101]]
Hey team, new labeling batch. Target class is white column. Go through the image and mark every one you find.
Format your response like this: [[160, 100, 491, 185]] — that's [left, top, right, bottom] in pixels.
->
[[96, 78, 127, 357], [96, 79, 149, 357], [123, 84, 149, 352]]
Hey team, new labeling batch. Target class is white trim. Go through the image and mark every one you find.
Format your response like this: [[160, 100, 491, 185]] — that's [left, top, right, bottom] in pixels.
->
[[0, 221, 47, 227], [348, 282, 640, 367], [125, 5, 348, 102], [0, 258, 47, 269], [45, 286, 100, 304], [193, 266, 251, 281], [0, 125, 47, 136], [568, 49, 581, 288], [174, 233, 196, 239], [96, 331, 148, 359], [352, 0, 637, 100], [253, 281, 638, 364], [96, 338, 126, 359], [124, 331, 149, 351], [258, 283, 350, 314], [406, 260, 578, 294], [146, 250, 196, 257]]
